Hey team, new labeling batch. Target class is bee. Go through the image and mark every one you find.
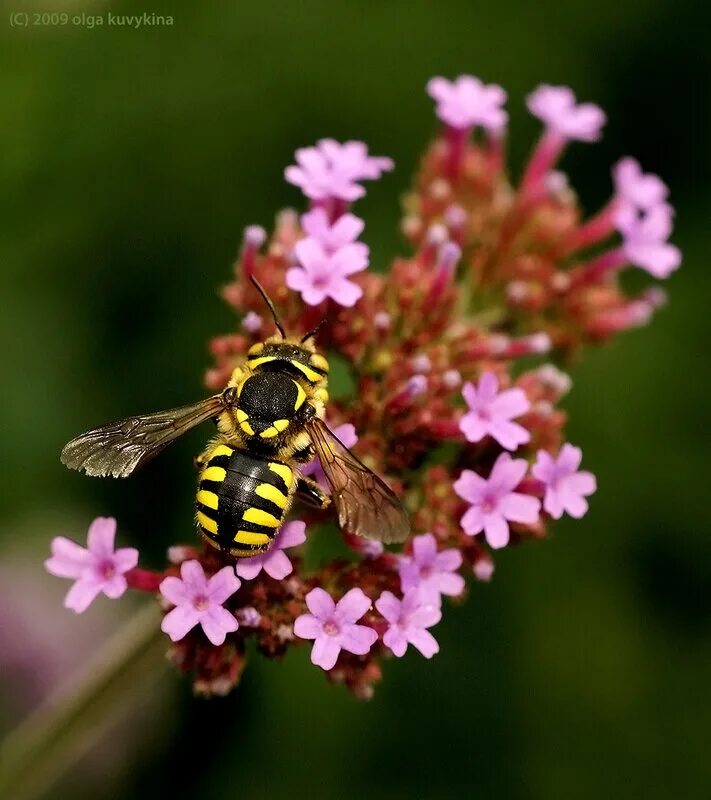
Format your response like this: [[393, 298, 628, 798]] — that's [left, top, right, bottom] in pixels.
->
[[60, 279, 409, 557]]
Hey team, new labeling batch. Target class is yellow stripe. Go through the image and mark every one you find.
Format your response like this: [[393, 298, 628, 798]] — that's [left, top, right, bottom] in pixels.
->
[[310, 354, 330, 372], [247, 343, 264, 356], [314, 388, 329, 404], [197, 490, 218, 510], [236, 409, 249, 422], [288, 359, 323, 383], [273, 419, 289, 432], [240, 420, 255, 436], [255, 483, 288, 509], [294, 382, 307, 410], [268, 462, 293, 487], [234, 530, 271, 545], [243, 507, 280, 528], [210, 444, 233, 459], [197, 511, 218, 534], [202, 466, 226, 482], [259, 426, 279, 439], [248, 356, 277, 369]]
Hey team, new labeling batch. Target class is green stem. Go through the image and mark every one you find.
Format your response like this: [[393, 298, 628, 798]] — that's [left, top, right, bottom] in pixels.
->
[[0, 603, 168, 800]]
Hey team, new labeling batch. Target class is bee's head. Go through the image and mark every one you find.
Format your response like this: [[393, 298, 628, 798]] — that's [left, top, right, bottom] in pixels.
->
[[234, 371, 308, 439]]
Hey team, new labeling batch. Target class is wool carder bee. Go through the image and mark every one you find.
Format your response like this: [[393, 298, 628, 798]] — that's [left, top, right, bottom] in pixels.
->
[[60, 280, 410, 557]]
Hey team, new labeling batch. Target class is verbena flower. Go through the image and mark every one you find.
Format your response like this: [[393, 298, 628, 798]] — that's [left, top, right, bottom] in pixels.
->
[[284, 138, 393, 202], [376, 589, 441, 658], [615, 202, 682, 278], [160, 561, 240, 646], [613, 157, 668, 211], [454, 454, 541, 549], [427, 75, 508, 131], [294, 588, 378, 670], [52, 73, 679, 698], [287, 236, 368, 306], [459, 371, 531, 450], [532, 444, 597, 519], [398, 533, 464, 604], [527, 84, 606, 142], [301, 207, 366, 252], [234, 521, 306, 581], [45, 517, 138, 613]]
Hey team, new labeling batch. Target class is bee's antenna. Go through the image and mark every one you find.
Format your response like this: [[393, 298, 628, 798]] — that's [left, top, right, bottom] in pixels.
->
[[250, 276, 286, 339], [301, 318, 328, 343]]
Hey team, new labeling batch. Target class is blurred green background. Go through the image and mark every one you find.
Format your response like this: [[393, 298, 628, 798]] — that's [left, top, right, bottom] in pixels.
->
[[1, 0, 709, 798]]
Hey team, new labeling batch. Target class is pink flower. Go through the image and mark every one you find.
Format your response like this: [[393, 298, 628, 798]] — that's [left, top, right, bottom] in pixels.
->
[[460, 371, 531, 450], [294, 587, 378, 670], [398, 533, 465, 604], [301, 207, 365, 252], [427, 75, 508, 131], [527, 85, 606, 142], [613, 157, 668, 211], [241, 311, 262, 333], [302, 423, 357, 486], [284, 139, 393, 202], [454, 453, 541, 549], [287, 237, 368, 307], [45, 517, 138, 613], [376, 589, 441, 658], [160, 561, 240, 646], [614, 202, 681, 278], [532, 444, 597, 519], [235, 521, 307, 581]]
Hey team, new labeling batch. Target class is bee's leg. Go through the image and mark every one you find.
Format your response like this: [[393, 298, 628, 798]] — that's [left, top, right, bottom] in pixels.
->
[[194, 453, 206, 470], [296, 477, 331, 509]]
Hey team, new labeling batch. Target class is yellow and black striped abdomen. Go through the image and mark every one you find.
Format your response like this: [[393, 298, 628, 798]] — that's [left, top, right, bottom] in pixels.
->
[[196, 443, 297, 557]]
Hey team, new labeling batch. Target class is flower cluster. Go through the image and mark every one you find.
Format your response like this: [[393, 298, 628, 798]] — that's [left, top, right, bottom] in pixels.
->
[[47, 75, 679, 698]]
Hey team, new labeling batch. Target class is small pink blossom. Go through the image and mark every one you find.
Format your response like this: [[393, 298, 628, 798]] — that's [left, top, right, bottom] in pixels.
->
[[301, 207, 365, 252], [527, 85, 606, 142], [398, 533, 465, 604], [427, 75, 508, 131], [235, 521, 307, 581], [613, 157, 668, 211], [376, 589, 441, 658], [460, 371, 530, 451], [454, 453, 541, 549], [532, 444, 597, 520], [302, 423, 357, 487], [294, 587, 378, 670], [284, 139, 393, 202], [241, 311, 262, 333], [614, 202, 682, 278], [45, 517, 138, 613], [287, 237, 368, 306], [160, 561, 240, 646]]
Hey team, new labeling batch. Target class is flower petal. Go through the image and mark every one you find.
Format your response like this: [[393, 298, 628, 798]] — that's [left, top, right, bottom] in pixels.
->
[[305, 587, 336, 621], [263, 550, 293, 580], [383, 627, 408, 657], [276, 520, 307, 550], [234, 556, 264, 581], [112, 547, 139, 574], [159, 575, 190, 606], [338, 623, 378, 655], [483, 512, 511, 549], [335, 588, 371, 623], [412, 533, 437, 565], [499, 492, 541, 524], [294, 613, 324, 640], [161, 605, 201, 642], [45, 536, 90, 579], [86, 517, 117, 558], [311, 636, 341, 670], [200, 606, 238, 646], [375, 591, 402, 624], [64, 578, 102, 613], [207, 566, 240, 605], [179, 560, 208, 594], [407, 628, 440, 659]]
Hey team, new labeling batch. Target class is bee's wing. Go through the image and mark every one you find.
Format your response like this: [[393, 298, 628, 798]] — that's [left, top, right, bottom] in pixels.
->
[[61, 395, 227, 478], [306, 418, 410, 544]]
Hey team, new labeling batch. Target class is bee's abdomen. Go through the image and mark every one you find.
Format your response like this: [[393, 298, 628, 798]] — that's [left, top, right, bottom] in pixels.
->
[[197, 444, 296, 556]]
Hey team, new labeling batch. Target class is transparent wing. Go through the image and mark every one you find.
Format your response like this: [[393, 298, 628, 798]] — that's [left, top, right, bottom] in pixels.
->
[[60, 395, 227, 478], [306, 418, 410, 544]]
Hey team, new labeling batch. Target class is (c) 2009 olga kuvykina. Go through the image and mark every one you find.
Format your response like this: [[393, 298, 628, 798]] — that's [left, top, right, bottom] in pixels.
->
[[46, 74, 680, 698]]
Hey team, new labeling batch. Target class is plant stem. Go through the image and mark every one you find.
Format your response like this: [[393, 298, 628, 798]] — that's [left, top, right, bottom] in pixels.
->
[[0, 603, 167, 800]]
